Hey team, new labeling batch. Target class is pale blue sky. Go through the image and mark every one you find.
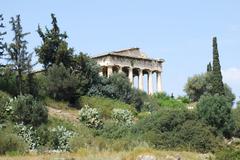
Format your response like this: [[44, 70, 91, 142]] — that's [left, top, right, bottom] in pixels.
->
[[2, 0, 240, 99]]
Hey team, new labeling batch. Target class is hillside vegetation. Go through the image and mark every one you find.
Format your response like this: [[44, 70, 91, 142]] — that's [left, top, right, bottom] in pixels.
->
[[0, 13, 240, 160]]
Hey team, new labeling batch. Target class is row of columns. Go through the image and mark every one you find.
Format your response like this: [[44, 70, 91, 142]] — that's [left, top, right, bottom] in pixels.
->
[[101, 66, 162, 94]]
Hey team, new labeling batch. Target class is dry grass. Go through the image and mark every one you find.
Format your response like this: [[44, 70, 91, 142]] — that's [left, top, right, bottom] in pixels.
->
[[0, 147, 214, 160]]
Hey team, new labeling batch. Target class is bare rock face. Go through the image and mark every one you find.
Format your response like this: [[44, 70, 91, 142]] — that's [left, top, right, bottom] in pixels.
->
[[136, 155, 157, 160]]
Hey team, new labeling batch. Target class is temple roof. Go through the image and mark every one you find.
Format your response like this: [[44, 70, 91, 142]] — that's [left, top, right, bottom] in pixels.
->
[[92, 48, 164, 62]]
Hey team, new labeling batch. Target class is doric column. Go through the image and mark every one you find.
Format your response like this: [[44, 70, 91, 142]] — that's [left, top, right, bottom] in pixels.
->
[[107, 66, 113, 78], [148, 70, 153, 95], [99, 70, 103, 76], [157, 71, 163, 92], [128, 67, 133, 83], [118, 66, 123, 73], [138, 69, 143, 91]]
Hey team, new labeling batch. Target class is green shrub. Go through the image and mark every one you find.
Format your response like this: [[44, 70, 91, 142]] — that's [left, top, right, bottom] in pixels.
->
[[0, 90, 10, 99], [50, 125, 75, 151], [0, 91, 11, 123], [9, 95, 48, 127], [15, 123, 40, 150], [175, 120, 220, 153], [0, 127, 27, 155], [184, 73, 211, 102], [137, 112, 151, 120], [69, 124, 94, 152], [98, 121, 132, 139], [111, 108, 134, 126], [87, 73, 144, 111], [31, 73, 48, 99], [184, 72, 235, 104], [233, 104, 240, 137], [197, 95, 234, 138], [140, 96, 160, 113], [153, 92, 186, 108], [0, 67, 18, 96], [133, 108, 220, 153], [135, 108, 195, 134], [79, 105, 103, 129], [46, 63, 83, 107], [177, 95, 191, 104], [215, 148, 240, 160], [80, 96, 136, 119], [35, 124, 50, 147]]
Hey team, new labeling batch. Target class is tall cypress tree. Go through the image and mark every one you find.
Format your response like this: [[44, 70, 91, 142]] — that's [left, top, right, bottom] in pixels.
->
[[211, 37, 224, 95]]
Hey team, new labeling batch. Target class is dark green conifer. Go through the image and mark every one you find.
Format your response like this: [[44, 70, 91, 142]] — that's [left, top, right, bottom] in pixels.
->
[[7, 15, 34, 95], [211, 37, 224, 95], [0, 14, 7, 62], [35, 13, 73, 69], [207, 62, 212, 72]]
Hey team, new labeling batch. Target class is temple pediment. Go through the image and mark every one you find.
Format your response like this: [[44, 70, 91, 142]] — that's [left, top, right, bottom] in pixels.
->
[[111, 48, 148, 59], [93, 47, 164, 62]]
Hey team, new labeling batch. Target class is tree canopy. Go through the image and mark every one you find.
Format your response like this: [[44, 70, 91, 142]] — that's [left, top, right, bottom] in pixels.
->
[[35, 13, 73, 69]]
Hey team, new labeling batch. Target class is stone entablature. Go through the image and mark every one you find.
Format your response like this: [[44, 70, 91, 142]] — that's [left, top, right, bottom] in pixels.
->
[[92, 48, 164, 95]]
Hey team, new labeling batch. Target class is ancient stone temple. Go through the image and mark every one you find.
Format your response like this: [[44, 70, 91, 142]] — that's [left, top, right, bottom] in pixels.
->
[[92, 48, 164, 95]]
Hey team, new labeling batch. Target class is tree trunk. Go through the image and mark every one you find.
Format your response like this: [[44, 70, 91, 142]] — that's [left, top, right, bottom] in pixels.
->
[[18, 69, 22, 95]]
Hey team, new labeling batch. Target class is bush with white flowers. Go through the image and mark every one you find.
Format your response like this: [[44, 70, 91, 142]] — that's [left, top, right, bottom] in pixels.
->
[[111, 108, 134, 126], [15, 123, 40, 150], [79, 105, 103, 129], [50, 126, 75, 151]]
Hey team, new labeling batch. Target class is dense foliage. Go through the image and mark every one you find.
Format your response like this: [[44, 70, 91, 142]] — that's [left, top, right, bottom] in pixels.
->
[[197, 95, 234, 138], [133, 108, 220, 153], [111, 108, 134, 126], [8, 95, 48, 127], [79, 105, 103, 129], [35, 14, 73, 69], [184, 73, 211, 102], [232, 103, 240, 137], [0, 127, 27, 155], [153, 92, 187, 108], [0, 91, 11, 123], [72, 53, 101, 94], [88, 73, 144, 111], [15, 123, 40, 149], [184, 72, 235, 103], [46, 63, 83, 106], [210, 37, 225, 95], [0, 14, 238, 157], [50, 125, 75, 151]]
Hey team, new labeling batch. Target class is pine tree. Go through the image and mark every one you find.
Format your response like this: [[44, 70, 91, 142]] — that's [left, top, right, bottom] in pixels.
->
[[207, 62, 212, 72], [7, 15, 34, 95], [35, 13, 73, 69], [211, 37, 224, 95], [0, 14, 7, 64]]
